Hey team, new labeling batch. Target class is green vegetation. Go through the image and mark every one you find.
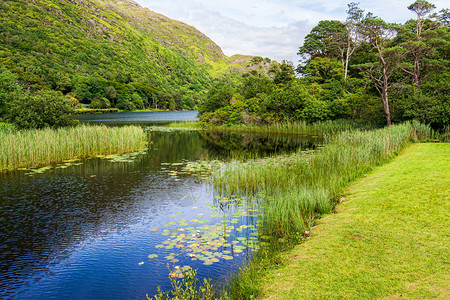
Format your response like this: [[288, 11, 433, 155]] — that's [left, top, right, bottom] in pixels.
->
[[0, 0, 256, 116], [150, 268, 215, 300], [213, 122, 431, 298], [203, 120, 376, 136], [258, 143, 449, 299], [0, 125, 146, 172], [200, 1, 449, 130], [6, 89, 78, 129]]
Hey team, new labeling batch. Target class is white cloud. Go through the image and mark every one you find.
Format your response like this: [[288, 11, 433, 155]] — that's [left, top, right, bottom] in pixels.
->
[[136, 0, 449, 64]]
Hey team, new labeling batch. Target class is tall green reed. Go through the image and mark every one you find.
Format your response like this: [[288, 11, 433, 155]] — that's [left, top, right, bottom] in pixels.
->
[[0, 125, 147, 172], [214, 122, 427, 239], [206, 119, 377, 136]]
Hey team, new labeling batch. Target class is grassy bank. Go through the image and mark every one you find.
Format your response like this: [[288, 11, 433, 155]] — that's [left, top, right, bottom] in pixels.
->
[[213, 122, 431, 298], [259, 143, 449, 299], [0, 125, 147, 172]]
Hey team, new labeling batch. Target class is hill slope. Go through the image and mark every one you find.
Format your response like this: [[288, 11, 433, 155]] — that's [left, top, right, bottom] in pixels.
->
[[0, 0, 253, 110]]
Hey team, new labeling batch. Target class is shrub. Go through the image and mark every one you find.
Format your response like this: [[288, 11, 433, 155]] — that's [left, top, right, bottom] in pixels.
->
[[6, 90, 78, 129], [89, 96, 111, 109]]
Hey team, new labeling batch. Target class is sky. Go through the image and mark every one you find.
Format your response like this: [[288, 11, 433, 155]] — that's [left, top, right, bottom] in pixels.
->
[[135, 0, 448, 64]]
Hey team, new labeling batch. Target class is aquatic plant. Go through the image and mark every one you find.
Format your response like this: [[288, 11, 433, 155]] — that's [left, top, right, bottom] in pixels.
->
[[204, 119, 377, 136], [0, 125, 147, 172], [149, 267, 215, 300]]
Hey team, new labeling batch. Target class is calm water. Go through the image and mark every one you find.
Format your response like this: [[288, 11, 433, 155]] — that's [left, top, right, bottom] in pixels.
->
[[76, 110, 198, 125], [0, 112, 320, 299]]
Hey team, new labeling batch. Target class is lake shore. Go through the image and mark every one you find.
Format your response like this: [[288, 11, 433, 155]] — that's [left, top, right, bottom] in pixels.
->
[[258, 143, 449, 299]]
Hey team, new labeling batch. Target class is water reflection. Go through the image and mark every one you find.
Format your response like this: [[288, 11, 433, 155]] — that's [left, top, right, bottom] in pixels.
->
[[0, 129, 320, 299]]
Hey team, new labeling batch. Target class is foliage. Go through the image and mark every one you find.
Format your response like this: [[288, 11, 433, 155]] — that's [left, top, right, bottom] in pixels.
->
[[0, 0, 225, 111], [0, 68, 21, 118], [6, 89, 78, 129], [149, 268, 215, 300]]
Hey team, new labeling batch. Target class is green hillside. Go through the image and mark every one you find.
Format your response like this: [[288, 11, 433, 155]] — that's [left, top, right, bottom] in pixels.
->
[[0, 0, 253, 110]]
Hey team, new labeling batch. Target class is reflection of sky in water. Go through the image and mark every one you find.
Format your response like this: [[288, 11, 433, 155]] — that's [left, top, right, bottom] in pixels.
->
[[0, 127, 320, 299], [76, 110, 198, 125]]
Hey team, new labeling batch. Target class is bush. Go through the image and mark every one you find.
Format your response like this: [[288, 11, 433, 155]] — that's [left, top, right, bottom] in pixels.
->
[[6, 90, 78, 129], [89, 96, 111, 109]]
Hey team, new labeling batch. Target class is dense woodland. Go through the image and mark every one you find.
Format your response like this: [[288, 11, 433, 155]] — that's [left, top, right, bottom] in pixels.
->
[[200, 1, 449, 129], [0, 0, 449, 130]]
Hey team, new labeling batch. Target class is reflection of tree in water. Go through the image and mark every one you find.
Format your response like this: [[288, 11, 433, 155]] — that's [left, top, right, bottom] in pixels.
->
[[198, 130, 321, 160]]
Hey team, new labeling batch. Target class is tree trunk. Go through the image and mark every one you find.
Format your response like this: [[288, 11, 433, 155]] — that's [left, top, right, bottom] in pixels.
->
[[382, 87, 392, 126], [414, 57, 420, 87]]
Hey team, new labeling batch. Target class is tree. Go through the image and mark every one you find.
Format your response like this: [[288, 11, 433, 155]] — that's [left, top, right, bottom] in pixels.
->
[[344, 2, 365, 80], [399, 0, 440, 87], [303, 57, 344, 84], [6, 90, 78, 129], [271, 61, 296, 86], [298, 20, 347, 69], [357, 17, 406, 125], [0, 68, 21, 119]]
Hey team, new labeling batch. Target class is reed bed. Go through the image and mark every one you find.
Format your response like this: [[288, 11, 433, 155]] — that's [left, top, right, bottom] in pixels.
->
[[0, 125, 147, 172], [206, 119, 377, 136], [214, 122, 429, 238]]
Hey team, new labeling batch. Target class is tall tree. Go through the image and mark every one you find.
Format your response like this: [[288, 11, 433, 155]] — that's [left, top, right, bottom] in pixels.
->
[[344, 2, 365, 80], [297, 20, 347, 71], [357, 17, 406, 125], [399, 0, 440, 87]]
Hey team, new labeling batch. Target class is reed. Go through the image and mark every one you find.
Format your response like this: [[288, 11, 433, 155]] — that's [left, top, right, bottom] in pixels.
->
[[205, 119, 377, 136], [0, 125, 147, 172], [214, 122, 428, 239]]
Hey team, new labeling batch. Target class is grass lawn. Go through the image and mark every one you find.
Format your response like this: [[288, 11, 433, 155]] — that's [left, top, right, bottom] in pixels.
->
[[260, 143, 449, 299]]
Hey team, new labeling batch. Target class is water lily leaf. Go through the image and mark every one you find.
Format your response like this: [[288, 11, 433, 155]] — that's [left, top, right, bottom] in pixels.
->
[[150, 228, 158, 231], [148, 254, 158, 259], [221, 255, 233, 260]]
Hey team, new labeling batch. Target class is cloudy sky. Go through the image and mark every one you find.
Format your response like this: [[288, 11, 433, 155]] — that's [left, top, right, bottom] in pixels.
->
[[135, 0, 448, 64]]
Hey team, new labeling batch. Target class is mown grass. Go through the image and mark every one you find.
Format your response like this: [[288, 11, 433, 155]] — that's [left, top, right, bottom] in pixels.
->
[[259, 143, 449, 299], [0, 124, 147, 172], [213, 122, 432, 298]]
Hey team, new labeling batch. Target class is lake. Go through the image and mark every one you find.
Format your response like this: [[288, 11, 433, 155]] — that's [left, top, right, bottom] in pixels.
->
[[0, 111, 320, 299]]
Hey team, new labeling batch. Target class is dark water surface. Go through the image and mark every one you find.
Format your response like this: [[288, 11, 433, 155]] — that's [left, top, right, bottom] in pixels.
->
[[0, 112, 320, 299]]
